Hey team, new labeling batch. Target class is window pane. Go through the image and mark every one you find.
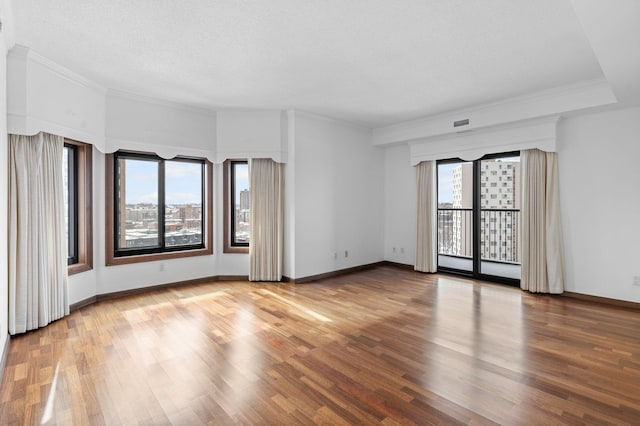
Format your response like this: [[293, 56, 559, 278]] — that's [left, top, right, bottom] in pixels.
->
[[164, 161, 203, 247], [438, 162, 473, 209], [63, 147, 69, 253], [63, 147, 71, 261], [437, 161, 473, 272], [233, 162, 250, 245], [63, 145, 78, 264], [117, 158, 159, 250], [480, 157, 520, 210], [480, 156, 521, 280]]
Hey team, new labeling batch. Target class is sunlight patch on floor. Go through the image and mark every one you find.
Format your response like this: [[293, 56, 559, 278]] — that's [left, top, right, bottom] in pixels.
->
[[40, 361, 60, 425], [260, 289, 332, 322]]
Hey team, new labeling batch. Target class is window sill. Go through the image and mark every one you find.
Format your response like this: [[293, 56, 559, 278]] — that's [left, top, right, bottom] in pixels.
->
[[106, 246, 213, 266], [68, 262, 93, 276], [223, 245, 249, 254]]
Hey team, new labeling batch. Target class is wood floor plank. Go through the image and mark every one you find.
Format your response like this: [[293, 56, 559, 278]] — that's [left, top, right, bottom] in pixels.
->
[[1, 266, 640, 425]]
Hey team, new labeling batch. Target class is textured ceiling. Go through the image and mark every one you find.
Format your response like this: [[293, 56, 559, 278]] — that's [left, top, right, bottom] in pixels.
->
[[10, 0, 604, 127]]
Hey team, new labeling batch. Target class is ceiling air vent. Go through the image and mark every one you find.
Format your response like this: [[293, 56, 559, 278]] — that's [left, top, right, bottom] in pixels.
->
[[453, 118, 470, 128]]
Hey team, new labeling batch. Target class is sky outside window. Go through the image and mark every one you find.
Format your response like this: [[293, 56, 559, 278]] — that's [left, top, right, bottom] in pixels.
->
[[234, 163, 249, 204], [124, 159, 203, 205], [438, 163, 457, 205], [124, 159, 158, 204], [165, 161, 202, 205]]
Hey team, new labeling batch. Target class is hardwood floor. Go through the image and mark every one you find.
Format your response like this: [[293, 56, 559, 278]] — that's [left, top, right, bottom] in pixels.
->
[[1, 266, 639, 425]]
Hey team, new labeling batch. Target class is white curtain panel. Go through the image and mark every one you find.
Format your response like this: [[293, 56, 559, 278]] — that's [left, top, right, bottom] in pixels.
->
[[9, 132, 69, 334], [521, 149, 565, 294], [415, 160, 437, 273], [249, 158, 284, 281]]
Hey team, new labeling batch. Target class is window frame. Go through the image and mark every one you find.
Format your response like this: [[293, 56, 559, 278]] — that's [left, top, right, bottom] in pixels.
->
[[65, 138, 93, 275], [65, 143, 79, 265], [223, 159, 249, 254], [105, 150, 213, 266]]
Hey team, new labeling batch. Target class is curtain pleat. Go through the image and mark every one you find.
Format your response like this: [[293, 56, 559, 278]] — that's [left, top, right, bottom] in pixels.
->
[[9, 132, 69, 334], [415, 160, 437, 273], [521, 149, 564, 293], [249, 158, 284, 281]]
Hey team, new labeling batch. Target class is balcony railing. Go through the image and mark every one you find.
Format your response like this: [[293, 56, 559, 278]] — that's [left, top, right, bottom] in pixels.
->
[[437, 208, 473, 258], [480, 209, 520, 264], [437, 208, 520, 264]]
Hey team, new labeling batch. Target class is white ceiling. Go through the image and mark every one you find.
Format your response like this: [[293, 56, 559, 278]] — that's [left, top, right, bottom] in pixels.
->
[[10, 0, 608, 127]]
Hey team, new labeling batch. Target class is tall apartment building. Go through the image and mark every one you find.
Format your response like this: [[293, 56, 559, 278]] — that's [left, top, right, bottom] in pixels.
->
[[235, 188, 251, 242], [479, 161, 520, 262], [451, 161, 521, 262], [238, 188, 250, 224], [452, 163, 473, 257]]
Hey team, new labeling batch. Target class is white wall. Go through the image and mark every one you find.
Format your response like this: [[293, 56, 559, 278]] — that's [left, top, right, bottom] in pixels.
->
[[65, 147, 99, 303], [558, 106, 640, 302], [383, 144, 416, 266], [7, 45, 106, 148], [283, 111, 296, 278], [292, 112, 383, 278], [0, 14, 10, 358], [105, 91, 216, 159], [216, 110, 286, 163]]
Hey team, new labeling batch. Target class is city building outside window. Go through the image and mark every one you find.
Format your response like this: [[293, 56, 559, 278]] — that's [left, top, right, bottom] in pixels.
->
[[223, 160, 250, 253]]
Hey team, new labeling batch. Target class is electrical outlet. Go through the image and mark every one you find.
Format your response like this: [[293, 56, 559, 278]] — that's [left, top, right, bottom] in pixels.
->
[[159, 263, 165, 272], [334, 252, 338, 260], [400, 248, 405, 254], [345, 250, 349, 258], [633, 276, 640, 287], [392, 247, 396, 253]]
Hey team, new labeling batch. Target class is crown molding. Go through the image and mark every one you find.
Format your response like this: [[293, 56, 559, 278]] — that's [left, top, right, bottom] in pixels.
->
[[295, 110, 373, 132], [106, 89, 217, 117], [9, 44, 107, 94], [409, 116, 560, 165], [373, 78, 616, 146]]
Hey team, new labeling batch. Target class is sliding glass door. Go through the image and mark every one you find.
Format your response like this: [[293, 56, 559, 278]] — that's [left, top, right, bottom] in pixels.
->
[[437, 153, 521, 285]]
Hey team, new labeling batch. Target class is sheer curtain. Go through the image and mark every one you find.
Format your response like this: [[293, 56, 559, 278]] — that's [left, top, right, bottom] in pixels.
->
[[9, 132, 69, 334], [415, 160, 437, 273], [521, 149, 565, 294], [249, 158, 284, 281]]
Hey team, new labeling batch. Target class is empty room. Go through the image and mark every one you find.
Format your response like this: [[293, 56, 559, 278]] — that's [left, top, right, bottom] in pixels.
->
[[0, 0, 639, 424]]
